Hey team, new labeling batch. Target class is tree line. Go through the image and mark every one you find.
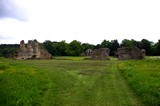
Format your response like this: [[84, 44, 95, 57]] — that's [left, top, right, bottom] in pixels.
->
[[0, 44, 19, 58], [0, 39, 160, 58]]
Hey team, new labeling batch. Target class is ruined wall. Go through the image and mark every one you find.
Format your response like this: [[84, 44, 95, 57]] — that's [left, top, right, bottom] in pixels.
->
[[117, 47, 145, 60], [91, 48, 110, 60], [81, 49, 93, 56], [14, 40, 51, 60], [141, 49, 146, 58]]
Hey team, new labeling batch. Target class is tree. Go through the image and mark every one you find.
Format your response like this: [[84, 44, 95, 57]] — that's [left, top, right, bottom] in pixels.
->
[[151, 40, 160, 56], [0, 44, 18, 58], [156, 40, 160, 55], [43, 40, 55, 56], [110, 40, 120, 56], [100, 39, 120, 56], [56, 40, 68, 56], [100, 39, 110, 48], [140, 39, 152, 55], [82, 43, 94, 51], [130, 39, 141, 47], [94, 44, 101, 49], [66, 40, 83, 56], [121, 39, 133, 47]]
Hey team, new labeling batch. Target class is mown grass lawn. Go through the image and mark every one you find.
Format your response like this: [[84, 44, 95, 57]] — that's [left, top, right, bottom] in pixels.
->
[[0, 57, 159, 106]]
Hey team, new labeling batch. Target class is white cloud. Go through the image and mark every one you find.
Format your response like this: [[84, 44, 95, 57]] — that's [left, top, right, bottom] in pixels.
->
[[0, 0, 160, 44]]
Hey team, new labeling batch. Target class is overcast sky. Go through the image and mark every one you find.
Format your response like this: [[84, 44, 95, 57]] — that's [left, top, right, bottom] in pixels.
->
[[0, 0, 160, 44]]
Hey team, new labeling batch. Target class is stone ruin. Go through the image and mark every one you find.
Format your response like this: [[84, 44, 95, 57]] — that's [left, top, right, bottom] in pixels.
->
[[117, 47, 145, 60], [85, 49, 93, 56], [81, 49, 93, 56], [91, 48, 110, 60], [13, 39, 52, 60]]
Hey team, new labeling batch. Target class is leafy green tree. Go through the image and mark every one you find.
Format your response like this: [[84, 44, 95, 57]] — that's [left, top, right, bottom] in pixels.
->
[[1, 48, 15, 58], [110, 40, 119, 56], [43, 41, 66, 56], [0, 44, 18, 58], [151, 40, 160, 56], [130, 39, 141, 47], [156, 40, 160, 55], [82, 43, 94, 51], [0, 49, 2, 57], [100, 39, 120, 56], [100, 40, 110, 48], [43, 40, 55, 56], [121, 39, 133, 47], [94, 44, 101, 49], [66, 40, 83, 56], [56, 40, 68, 56], [140, 39, 152, 55]]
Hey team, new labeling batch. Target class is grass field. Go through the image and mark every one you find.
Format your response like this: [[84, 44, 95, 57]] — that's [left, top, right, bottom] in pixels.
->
[[117, 57, 160, 106], [0, 57, 160, 106]]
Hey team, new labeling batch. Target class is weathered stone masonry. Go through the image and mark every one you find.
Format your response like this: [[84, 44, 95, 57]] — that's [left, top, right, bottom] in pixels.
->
[[117, 47, 145, 60], [91, 48, 110, 60], [14, 40, 51, 60]]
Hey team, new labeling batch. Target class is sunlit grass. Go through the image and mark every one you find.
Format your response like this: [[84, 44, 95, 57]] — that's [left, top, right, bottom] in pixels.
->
[[54, 56, 91, 60], [117, 59, 160, 106], [3, 57, 160, 105], [0, 63, 46, 105]]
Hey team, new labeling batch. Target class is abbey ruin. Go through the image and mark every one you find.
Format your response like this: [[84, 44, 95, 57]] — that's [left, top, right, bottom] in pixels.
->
[[117, 47, 146, 60], [13, 40, 51, 60], [91, 48, 110, 60]]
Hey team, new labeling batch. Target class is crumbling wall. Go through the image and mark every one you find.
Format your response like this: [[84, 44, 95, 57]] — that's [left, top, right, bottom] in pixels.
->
[[117, 47, 145, 60], [85, 49, 93, 56], [81, 49, 93, 56], [14, 39, 51, 60], [91, 48, 110, 60]]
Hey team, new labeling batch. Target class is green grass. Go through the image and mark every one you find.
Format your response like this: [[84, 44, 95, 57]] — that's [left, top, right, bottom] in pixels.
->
[[53, 56, 91, 60], [1, 57, 159, 105], [117, 58, 160, 106], [0, 61, 48, 105]]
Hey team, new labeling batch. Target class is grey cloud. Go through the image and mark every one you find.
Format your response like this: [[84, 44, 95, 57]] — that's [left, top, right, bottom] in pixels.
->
[[0, 35, 14, 44], [0, 35, 13, 39], [0, 0, 27, 21], [0, 35, 7, 39]]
